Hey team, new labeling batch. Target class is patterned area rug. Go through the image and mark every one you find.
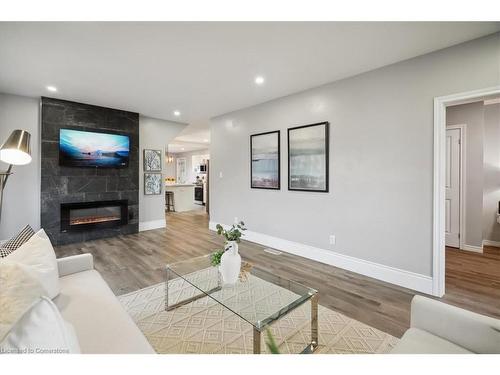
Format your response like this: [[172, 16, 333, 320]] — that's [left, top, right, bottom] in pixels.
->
[[118, 274, 398, 354]]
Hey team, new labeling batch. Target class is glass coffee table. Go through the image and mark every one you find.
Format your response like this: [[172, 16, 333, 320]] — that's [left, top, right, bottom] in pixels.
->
[[165, 254, 318, 354]]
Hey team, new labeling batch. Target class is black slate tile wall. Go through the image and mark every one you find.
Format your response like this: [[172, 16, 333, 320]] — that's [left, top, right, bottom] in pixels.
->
[[41, 97, 139, 245]]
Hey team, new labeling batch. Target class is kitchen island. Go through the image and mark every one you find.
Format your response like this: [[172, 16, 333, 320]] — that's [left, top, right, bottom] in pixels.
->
[[165, 184, 199, 212]]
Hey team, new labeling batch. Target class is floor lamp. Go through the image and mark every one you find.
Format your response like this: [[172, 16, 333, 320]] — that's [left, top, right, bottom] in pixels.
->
[[0, 129, 32, 220]]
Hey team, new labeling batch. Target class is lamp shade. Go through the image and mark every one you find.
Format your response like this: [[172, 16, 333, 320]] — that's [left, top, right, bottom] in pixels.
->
[[0, 129, 32, 165]]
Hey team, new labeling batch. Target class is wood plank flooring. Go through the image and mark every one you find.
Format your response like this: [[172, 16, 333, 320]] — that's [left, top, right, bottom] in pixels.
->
[[55, 210, 500, 338], [444, 245, 500, 318]]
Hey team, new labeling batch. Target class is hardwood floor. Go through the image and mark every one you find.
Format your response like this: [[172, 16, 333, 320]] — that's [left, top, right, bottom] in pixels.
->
[[54, 210, 500, 338], [444, 245, 500, 318]]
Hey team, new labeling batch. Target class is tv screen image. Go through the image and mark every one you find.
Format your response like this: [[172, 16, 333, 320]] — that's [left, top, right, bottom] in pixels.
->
[[59, 128, 130, 168]]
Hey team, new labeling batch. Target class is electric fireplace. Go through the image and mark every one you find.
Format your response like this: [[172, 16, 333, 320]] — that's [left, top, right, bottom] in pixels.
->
[[60, 200, 128, 232]]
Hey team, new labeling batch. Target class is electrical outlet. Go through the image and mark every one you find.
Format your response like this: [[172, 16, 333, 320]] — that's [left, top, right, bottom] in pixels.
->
[[329, 235, 336, 245], [219, 171, 223, 178]]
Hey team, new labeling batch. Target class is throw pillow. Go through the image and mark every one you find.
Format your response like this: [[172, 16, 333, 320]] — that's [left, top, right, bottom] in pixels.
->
[[0, 225, 35, 258], [0, 261, 45, 340], [0, 262, 80, 354], [1, 229, 60, 299], [1, 297, 81, 354]]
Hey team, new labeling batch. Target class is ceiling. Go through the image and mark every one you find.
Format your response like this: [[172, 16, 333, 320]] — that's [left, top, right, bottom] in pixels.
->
[[168, 140, 210, 154], [1, 22, 499, 143]]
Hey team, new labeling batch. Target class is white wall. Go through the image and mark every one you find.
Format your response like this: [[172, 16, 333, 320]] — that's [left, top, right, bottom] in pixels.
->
[[0, 93, 40, 239], [209, 33, 500, 291], [446, 101, 485, 248], [139, 116, 186, 231], [482, 102, 500, 242]]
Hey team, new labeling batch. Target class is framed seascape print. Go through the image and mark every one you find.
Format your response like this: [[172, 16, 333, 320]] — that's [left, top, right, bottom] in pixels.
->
[[288, 122, 329, 192], [250, 130, 280, 190], [144, 173, 162, 195], [143, 149, 162, 171]]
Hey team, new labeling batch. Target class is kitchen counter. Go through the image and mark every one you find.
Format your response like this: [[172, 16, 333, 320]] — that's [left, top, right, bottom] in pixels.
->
[[165, 183, 195, 187], [165, 184, 197, 212]]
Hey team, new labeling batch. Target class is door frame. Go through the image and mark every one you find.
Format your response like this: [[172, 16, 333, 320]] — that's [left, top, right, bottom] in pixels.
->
[[433, 85, 500, 297], [445, 124, 466, 251]]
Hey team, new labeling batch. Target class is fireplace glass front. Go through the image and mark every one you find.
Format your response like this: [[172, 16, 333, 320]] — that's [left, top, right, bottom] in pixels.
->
[[60, 200, 128, 232]]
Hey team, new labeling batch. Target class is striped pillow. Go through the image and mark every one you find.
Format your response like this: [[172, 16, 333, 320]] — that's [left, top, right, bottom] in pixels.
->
[[0, 225, 35, 258]]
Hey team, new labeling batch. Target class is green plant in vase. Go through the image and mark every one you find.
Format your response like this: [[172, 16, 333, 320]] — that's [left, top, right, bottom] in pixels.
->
[[211, 221, 247, 266], [210, 249, 224, 267], [215, 221, 247, 243], [211, 221, 247, 284]]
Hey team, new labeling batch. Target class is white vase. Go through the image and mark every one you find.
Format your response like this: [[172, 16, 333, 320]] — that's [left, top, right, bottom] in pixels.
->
[[219, 241, 241, 285]]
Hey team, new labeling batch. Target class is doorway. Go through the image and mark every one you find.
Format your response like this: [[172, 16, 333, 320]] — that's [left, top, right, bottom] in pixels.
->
[[433, 86, 500, 297]]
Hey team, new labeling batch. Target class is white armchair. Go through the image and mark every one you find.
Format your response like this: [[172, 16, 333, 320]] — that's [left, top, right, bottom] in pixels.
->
[[392, 295, 500, 353]]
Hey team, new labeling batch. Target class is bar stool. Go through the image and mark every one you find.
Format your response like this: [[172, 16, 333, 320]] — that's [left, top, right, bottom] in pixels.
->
[[165, 191, 175, 212]]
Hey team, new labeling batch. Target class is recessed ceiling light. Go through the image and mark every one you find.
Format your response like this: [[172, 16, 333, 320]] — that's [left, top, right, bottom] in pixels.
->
[[46, 85, 57, 92], [254, 76, 265, 85], [181, 147, 185, 151], [203, 139, 209, 142], [173, 110, 181, 117]]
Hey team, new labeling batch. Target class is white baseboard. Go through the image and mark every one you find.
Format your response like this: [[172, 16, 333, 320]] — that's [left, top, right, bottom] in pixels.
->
[[461, 244, 483, 253], [209, 221, 433, 295], [482, 239, 500, 248], [139, 219, 166, 232]]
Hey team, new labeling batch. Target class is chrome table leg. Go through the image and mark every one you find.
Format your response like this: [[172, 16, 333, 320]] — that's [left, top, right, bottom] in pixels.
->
[[253, 327, 261, 354]]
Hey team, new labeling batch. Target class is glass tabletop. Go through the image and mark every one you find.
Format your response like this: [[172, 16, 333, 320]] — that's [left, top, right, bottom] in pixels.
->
[[165, 254, 317, 330]]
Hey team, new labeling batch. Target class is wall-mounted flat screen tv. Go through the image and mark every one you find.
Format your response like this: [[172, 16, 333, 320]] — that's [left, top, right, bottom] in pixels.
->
[[59, 128, 130, 168]]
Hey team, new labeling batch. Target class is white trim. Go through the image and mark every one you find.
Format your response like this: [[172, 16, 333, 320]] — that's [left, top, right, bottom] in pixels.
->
[[446, 124, 466, 250], [482, 239, 500, 248], [139, 219, 166, 232], [461, 244, 483, 253], [433, 86, 500, 297], [483, 98, 500, 106], [210, 221, 433, 295]]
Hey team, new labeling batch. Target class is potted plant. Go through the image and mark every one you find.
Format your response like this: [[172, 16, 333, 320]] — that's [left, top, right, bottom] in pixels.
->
[[210, 249, 224, 267], [212, 221, 247, 284], [266, 329, 280, 354]]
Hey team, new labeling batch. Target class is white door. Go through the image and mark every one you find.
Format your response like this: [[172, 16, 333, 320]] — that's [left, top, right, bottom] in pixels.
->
[[445, 128, 461, 248]]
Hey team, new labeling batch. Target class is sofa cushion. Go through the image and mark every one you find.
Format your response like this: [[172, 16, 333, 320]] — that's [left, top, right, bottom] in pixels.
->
[[53, 269, 154, 354], [391, 328, 472, 354]]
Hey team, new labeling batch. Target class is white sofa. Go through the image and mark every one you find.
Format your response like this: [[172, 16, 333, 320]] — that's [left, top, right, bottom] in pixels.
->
[[54, 254, 154, 354], [392, 295, 500, 354]]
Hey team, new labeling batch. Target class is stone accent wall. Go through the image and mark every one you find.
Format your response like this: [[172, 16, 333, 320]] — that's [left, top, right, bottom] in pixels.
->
[[41, 97, 139, 245]]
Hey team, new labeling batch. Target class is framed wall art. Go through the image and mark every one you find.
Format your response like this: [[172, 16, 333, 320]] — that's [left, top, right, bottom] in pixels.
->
[[143, 149, 162, 171], [144, 172, 162, 195], [287, 122, 329, 192], [250, 130, 280, 190]]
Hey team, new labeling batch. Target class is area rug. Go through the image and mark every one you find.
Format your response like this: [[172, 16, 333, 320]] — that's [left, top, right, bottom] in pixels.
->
[[118, 273, 398, 354]]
